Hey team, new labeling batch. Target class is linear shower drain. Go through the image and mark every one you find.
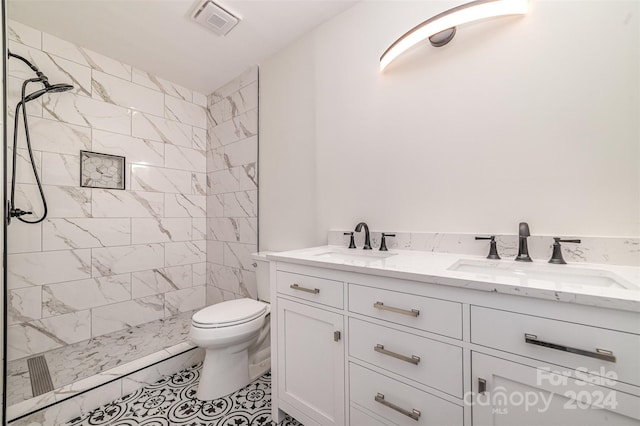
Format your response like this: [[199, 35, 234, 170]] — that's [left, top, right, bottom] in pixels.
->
[[27, 355, 54, 396]]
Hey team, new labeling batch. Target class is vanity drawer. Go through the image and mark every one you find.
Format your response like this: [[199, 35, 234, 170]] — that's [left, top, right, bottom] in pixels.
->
[[350, 363, 463, 426], [471, 306, 640, 387], [277, 271, 343, 309], [349, 318, 463, 397], [349, 284, 462, 339]]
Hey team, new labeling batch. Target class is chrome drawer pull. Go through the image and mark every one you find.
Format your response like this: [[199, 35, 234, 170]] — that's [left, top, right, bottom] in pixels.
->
[[375, 393, 421, 421], [373, 301, 420, 317], [524, 334, 616, 363], [374, 344, 420, 365], [290, 284, 320, 294]]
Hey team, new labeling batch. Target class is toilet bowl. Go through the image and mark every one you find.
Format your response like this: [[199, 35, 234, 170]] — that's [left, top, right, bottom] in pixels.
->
[[189, 252, 272, 400]]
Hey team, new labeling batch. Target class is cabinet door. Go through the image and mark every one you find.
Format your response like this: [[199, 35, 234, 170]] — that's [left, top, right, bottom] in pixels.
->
[[277, 298, 345, 426], [472, 352, 640, 426]]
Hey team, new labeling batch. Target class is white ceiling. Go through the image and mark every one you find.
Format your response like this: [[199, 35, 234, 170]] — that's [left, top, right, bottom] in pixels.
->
[[7, 0, 357, 94]]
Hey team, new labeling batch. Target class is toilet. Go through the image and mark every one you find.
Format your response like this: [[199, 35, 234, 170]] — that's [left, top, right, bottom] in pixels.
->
[[189, 253, 272, 400]]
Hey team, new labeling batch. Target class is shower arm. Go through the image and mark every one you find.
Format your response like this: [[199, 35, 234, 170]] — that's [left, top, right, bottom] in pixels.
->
[[8, 51, 48, 82]]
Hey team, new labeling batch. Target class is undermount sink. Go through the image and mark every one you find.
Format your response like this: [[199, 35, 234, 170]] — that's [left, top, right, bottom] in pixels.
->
[[313, 248, 397, 262], [448, 259, 634, 290]]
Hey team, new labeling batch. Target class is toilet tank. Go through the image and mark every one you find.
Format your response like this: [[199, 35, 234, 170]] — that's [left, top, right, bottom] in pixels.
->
[[252, 252, 273, 303]]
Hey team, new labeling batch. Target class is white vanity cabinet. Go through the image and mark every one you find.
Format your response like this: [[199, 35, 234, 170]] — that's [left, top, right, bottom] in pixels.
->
[[270, 257, 640, 426]]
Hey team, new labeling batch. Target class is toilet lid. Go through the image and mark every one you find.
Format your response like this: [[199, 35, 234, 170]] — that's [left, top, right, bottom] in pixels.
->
[[192, 298, 267, 327]]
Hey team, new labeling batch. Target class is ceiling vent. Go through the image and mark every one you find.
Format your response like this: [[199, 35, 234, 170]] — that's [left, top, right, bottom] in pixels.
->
[[192, 0, 240, 36]]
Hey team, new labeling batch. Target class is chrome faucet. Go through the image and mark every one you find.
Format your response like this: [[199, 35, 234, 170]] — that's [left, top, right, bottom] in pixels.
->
[[354, 222, 372, 250], [515, 222, 532, 262]]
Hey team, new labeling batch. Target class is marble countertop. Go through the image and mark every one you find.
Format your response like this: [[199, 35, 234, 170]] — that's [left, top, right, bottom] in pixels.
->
[[267, 246, 640, 312]]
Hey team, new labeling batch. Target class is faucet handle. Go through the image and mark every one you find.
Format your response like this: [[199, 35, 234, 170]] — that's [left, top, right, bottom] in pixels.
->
[[379, 233, 396, 251], [344, 232, 356, 249], [549, 238, 581, 264], [475, 236, 500, 259]]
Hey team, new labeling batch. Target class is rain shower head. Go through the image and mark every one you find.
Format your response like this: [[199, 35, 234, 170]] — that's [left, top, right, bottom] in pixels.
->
[[23, 83, 74, 102]]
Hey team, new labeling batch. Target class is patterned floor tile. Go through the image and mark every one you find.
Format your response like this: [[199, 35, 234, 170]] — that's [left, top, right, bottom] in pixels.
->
[[65, 363, 302, 426]]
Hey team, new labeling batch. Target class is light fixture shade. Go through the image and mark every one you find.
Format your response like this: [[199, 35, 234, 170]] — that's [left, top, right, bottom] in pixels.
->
[[380, 0, 528, 71]]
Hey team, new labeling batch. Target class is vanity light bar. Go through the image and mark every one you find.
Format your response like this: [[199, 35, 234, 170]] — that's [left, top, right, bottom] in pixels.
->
[[379, 0, 528, 71]]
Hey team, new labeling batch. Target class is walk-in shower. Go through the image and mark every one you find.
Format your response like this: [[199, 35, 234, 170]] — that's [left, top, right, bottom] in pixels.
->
[[7, 51, 73, 225]]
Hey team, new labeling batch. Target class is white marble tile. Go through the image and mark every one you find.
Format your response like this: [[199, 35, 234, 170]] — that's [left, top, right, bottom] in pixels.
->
[[209, 66, 258, 103], [92, 70, 164, 116], [7, 75, 43, 118], [131, 265, 193, 298], [207, 264, 255, 297], [92, 188, 163, 217], [238, 163, 258, 191], [132, 111, 192, 147], [42, 33, 132, 80], [207, 194, 224, 217], [7, 310, 91, 361], [208, 81, 258, 126], [131, 218, 192, 244], [8, 287, 42, 325], [132, 68, 192, 101], [14, 115, 91, 154], [210, 109, 257, 146], [206, 285, 237, 305], [165, 95, 207, 129], [223, 191, 257, 218], [207, 168, 239, 194], [41, 152, 80, 186], [92, 243, 164, 276], [164, 286, 206, 316], [131, 164, 192, 194], [206, 146, 226, 172], [91, 295, 164, 336], [7, 220, 42, 254], [193, 262, 207, 286], [8, 40, 92, 98], [192, 172, 207, 195], [165, 144, 206, 172], [43, 92, 131, 135], [47, 186, 93, 218], [42, 274, 131, 316], [8, 148, 42, 185], [224, 242, 258, 272], [93, 129, 164, 167], [208, 217, 257, 244], [193, 91, 208, 107], [165, 240, 206, 267], [224, 135, 257, 167], [8, 249, 92, 289], [121, 348, 204, 395], [43, 218, 130, 250], [207, 240, 224, 265], [193, 126, 207, 150], [6, 390, 57, 423], [193, 218, 207, 241], [165, 193, 206, 218], [7, 19, 41, 49]]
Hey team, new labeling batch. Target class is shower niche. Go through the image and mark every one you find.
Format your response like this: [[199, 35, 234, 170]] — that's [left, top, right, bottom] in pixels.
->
[[80, 150, 126, 190]]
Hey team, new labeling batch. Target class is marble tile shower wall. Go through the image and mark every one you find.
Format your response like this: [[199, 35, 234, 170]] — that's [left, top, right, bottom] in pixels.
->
[[6, 20, 208, 362], [206, 68, 258, 303]]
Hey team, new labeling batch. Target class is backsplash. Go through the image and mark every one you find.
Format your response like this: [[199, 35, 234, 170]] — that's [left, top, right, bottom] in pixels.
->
[[6, 20, 208, 362], [206, 68, 259, 303], [328, 230, 639, 266]]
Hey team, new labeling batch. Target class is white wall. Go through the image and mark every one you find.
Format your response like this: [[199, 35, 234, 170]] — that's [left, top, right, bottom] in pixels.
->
[[259, 0, 639, 251]]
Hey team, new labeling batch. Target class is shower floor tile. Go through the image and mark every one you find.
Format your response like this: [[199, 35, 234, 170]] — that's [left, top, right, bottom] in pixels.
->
[[65, 364, 302, 426], [7, 311, 195, 406]]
